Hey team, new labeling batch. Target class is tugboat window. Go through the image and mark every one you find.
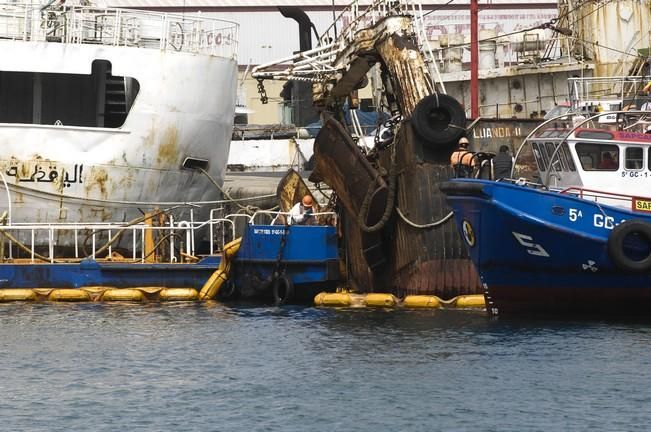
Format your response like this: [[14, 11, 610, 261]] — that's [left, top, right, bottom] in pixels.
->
[[545, 142, 563, 171], [625, 147, 644, 170], [0, 59, 139, 128], [575, 143, 619, 171], [531, 142, 548, 171], [562, 143, 576, 171]]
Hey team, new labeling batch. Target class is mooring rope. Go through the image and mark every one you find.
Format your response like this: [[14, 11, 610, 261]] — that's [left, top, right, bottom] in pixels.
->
[[357, 123, 400, 233], [199, 167, 279, 215], [396, 207, 453, 229]]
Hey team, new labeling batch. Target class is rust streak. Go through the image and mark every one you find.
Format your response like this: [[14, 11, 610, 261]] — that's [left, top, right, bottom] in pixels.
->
[[156, 127, 180, 167]]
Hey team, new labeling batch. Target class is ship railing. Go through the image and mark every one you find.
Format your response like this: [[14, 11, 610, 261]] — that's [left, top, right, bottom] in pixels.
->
[[559, 187, 640, 207], [251, 0, 444, 86], [0, 212, 237, 264], [567, 76, 651, 112], [249, 210, 338, 227], [0, 2, 238, 58], [318, 0, 414, 50], [434, 33, 581, 76], [0, 208, 337, 263]]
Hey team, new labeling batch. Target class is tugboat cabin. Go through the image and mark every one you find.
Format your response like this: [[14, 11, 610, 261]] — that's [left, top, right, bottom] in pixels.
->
[[529, 115, 651, 210]]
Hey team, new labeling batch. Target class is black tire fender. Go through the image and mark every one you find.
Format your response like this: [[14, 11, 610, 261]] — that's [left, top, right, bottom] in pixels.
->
[[272, 275, 295, 306], [411, 93, 466, 148], [607, 220, 651, 272], [218, 280, 238, 301]]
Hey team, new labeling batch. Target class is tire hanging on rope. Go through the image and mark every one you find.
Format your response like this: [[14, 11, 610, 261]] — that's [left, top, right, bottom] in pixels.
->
[[411, 93, 466, 148], [272, 275, 294, 306]]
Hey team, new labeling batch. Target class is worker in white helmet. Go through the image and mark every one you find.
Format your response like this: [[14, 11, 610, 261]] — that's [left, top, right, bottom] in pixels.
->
[[450, 137, 477, 177]]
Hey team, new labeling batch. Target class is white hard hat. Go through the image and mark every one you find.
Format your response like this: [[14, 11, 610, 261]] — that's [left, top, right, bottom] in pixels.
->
[[459, 137, 470, 145]]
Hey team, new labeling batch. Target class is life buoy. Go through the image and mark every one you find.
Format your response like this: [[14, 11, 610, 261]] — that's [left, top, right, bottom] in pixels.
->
[[411, 93, 466, 148], [272, 275, 294, 306], [607, 220, 651, 272]]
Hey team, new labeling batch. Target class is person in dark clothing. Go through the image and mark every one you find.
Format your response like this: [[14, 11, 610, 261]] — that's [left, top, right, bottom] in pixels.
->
[[493, 145, 513, 180]]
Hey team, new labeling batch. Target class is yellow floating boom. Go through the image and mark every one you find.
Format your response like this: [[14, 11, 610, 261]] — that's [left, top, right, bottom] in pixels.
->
[[198, 237, 241, 300], [314, 292, 485, 309], [0, 237, 242, 304]]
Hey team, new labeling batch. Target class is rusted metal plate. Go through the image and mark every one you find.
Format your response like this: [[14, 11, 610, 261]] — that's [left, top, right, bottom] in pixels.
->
[[276, 168, 320, 213], [327, 119, 482, 298], [387, 123, 482, 296], [312, 115, 389, 271], [470, 118, 538, 153], [311, 114, 388, 226], [470, 118, 540, 179], [375, 23, 434, 117]]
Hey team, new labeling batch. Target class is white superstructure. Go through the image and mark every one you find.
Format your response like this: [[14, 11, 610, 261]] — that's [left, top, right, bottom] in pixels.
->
[[0, 1, 238, 228]]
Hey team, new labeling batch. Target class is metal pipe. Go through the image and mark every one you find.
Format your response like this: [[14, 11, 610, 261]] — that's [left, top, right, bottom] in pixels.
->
[[470, 0, 479, 118]]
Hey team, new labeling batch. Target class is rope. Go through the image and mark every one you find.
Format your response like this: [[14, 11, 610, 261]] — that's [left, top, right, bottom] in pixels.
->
[[396, 207, 453, 229], [199, 167, 278, 215], [356, 123, 400, 233]]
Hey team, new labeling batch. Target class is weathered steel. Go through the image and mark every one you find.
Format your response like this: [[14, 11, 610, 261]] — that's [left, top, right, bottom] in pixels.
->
[[373, 17, 434, 117], [303, 13, 486, 298], [384, 122, 481, 296], [311, 115, 388, 227], [276, 168, 320, 214], [311, 115, 389, 271]]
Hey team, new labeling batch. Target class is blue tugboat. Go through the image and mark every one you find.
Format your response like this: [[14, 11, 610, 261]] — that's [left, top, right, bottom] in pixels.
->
[[441, 110, 651, 315]]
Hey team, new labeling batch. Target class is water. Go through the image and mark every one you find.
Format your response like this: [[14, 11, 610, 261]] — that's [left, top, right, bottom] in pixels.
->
[[1, 303, 651, 431]]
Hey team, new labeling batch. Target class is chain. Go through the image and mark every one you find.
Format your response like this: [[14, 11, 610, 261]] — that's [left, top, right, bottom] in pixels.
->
[[271, 223, 290, 280], [374, 113, 402, 150], [257, 79, 269, 105]]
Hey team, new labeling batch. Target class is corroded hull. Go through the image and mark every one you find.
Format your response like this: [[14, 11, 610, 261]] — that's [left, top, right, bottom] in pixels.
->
[[313, 116, 481, 298]]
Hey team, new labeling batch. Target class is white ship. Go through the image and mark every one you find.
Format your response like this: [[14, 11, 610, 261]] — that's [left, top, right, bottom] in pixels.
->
[[0, 0, 239, 227]]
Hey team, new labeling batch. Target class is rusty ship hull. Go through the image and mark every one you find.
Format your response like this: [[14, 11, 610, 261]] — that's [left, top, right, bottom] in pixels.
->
[[312, 113, 481, 297]]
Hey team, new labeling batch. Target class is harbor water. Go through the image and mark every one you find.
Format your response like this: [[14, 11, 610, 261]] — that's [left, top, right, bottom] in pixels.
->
[[1, 302, 651, 431]]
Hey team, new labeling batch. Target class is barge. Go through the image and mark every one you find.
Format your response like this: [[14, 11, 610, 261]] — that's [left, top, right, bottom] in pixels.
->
[[0, 205, 340, 304]]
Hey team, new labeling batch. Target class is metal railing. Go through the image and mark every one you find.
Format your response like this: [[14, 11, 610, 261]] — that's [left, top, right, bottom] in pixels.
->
[[0, 208, 338, 264], [253, 0, 439, 84], [567, 76, 651, 111], [559, 186, 643, 208], [250, 210, 338, 226], [0, 2, 238, 58], [252, 0, 579, 93], [0, 210, 236, 263]]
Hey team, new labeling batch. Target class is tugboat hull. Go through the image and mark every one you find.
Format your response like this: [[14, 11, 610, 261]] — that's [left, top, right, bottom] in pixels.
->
[[442, 179, 651, 315]]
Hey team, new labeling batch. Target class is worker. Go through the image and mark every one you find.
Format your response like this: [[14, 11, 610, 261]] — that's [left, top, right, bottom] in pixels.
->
[[450, 137, 477, 177], [492, 145, 514, 180], [288, 194, 315, 225]]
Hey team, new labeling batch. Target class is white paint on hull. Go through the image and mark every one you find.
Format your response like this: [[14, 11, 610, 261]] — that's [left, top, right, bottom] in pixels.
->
[[0, 41, 237, 224]]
